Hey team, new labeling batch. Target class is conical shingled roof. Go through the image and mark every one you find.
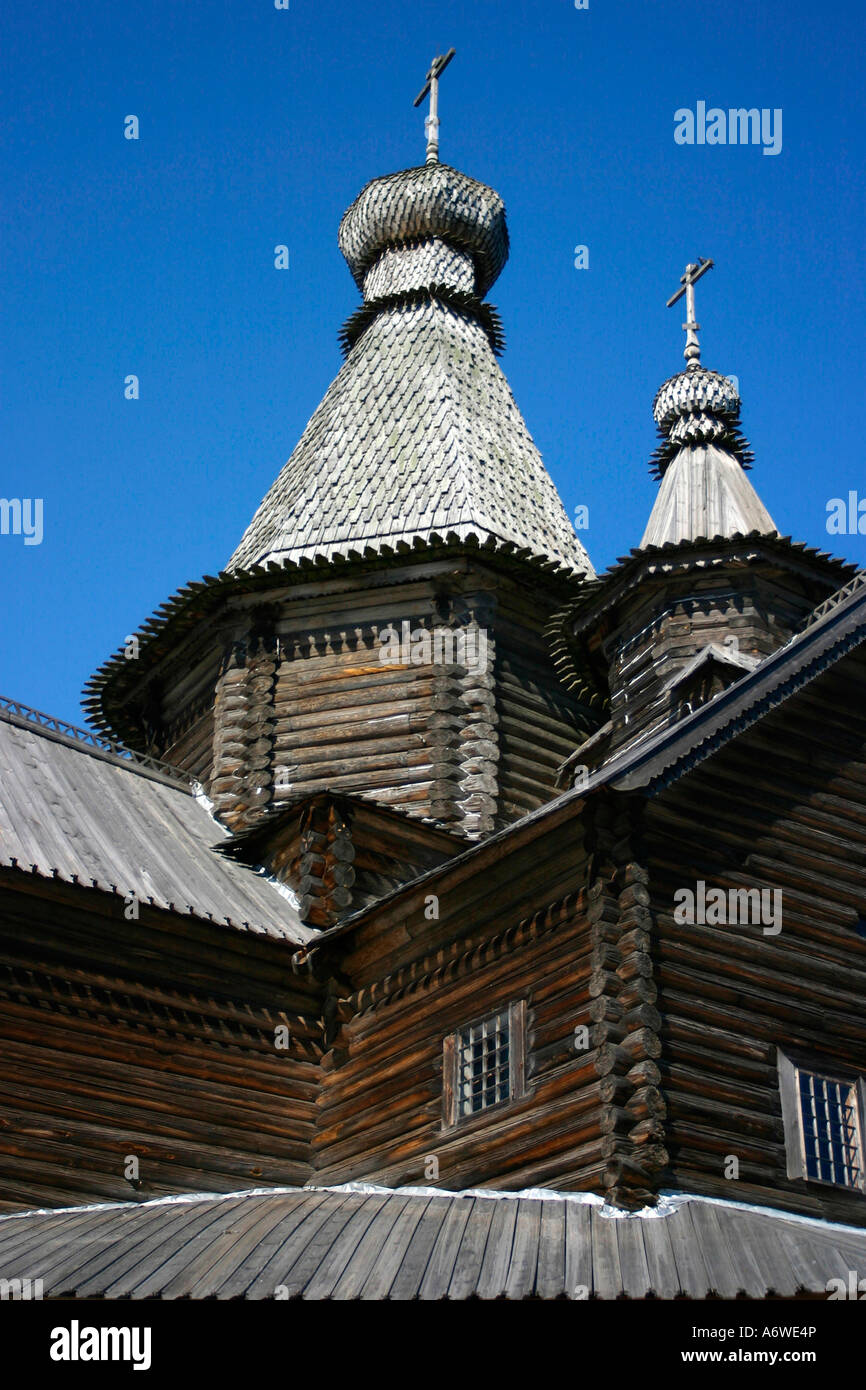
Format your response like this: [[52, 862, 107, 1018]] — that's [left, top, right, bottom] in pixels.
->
[[227, 163, 592, 576], [641, 366, 776, 548]]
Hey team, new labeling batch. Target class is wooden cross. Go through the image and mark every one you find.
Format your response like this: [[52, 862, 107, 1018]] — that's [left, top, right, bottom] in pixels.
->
[[666, 258, 714, 367], [413, 49, 456, 166]]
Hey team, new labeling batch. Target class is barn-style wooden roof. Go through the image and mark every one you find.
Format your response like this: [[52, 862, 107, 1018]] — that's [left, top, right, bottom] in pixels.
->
[[3, 1183, 863, 1299], [227, 159, 591, 575], [0, 701, 313, 944]]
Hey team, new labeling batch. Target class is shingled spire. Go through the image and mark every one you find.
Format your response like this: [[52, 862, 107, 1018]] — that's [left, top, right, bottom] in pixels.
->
[[641, 261, 776, 549], [549, 262, 849, 764], [228, 160, 590, 575]]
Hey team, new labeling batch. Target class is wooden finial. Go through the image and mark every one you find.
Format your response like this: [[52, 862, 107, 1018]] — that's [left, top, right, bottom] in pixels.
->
[[413, 49, 456, 165], [666, 258, 714, 368]]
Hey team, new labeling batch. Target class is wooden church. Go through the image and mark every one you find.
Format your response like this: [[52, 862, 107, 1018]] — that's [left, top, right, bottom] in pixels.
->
[[2, 57, 866, 1300]]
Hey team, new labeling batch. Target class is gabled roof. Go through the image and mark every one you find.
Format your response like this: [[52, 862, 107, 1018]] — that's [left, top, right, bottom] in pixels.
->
[[216, 790, 464, 929], [0, 700, 314, 944], [661, 640, 760, 693], [2, 1182, 863, 1299], [227, 298, 591, 574]]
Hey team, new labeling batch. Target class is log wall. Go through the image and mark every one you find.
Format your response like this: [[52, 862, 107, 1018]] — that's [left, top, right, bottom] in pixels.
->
[[607, 565, 822, 755], [145, 560, 591, 838], [314, 893, 605, 1193], [0, 881, 323, 1212], [644, 649, 866, 1226]]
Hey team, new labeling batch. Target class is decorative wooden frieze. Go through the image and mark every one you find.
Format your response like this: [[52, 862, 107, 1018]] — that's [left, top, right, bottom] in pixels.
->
[[345, 891, 582, 1017]]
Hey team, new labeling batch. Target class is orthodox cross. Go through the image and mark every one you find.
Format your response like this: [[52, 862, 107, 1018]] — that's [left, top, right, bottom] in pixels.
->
[[666, 258, 714, 368], [414, 48, 456, 166]]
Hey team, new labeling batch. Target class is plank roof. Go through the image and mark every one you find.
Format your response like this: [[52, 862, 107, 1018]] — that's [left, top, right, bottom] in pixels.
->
[[641, 442, 777, 548], [0, 703, 313, 944], [2, 1183, 862, 1300]]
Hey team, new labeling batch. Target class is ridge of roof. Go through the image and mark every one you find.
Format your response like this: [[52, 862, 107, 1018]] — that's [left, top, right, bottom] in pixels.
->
[[0, 695, 190, 790]]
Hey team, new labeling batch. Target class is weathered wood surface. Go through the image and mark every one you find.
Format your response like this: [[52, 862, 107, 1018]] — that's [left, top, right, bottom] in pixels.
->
[[1, 1184, 862, 1299], [645, 650, 866, 1227], [0, 887, 323, 1212]]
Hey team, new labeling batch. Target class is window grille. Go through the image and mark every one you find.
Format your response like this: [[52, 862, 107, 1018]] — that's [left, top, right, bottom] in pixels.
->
[[444, 1001, 525, 1126], [797, 1070, 862, 1189], [456, 1009, 511, 1117], [778, 1050, 865, 1193]]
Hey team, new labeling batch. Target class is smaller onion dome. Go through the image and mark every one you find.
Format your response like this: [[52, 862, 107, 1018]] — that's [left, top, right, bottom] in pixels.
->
[[650, 365, 753, 478]]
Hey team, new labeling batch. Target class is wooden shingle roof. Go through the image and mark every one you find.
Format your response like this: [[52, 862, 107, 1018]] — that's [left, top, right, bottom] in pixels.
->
[[228, 298, 592, 574], [641, 442, 777, 548], [641, 365, 776, 546], [228, 160, 591, 576], [0, 702, 313, 944], [2, 1183, 863, 1299]]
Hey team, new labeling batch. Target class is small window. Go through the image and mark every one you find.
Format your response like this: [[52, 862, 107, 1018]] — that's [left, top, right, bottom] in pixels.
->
[[778, 1050, 865, 1192], [443, 1001, 526, 1127]]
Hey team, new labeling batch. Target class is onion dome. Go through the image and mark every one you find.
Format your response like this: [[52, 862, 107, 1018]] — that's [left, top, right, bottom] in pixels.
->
[[339, 163, 509, 298], [649, 365, 754, 479], [227, 158, 591, 576], [642, 363, 774, 549], [336, 164, 509, 357]]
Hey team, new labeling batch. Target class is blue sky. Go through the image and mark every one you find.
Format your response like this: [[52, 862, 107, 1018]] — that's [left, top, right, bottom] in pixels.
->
[[2, 0, 864, 724]]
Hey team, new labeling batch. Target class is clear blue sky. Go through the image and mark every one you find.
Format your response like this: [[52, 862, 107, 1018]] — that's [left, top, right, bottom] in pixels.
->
[[2, 0, 864, 725]]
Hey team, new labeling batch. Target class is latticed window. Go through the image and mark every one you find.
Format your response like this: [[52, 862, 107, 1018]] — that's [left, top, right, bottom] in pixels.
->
[[778, 1050, 865, 1193], [798, 1071, 862, 1188], [443, 1002, 526, 1127]]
